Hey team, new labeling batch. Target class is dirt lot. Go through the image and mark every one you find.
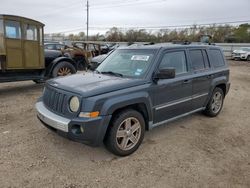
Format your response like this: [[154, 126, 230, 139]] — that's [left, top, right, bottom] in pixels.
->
[[0, 60, 250, 188]]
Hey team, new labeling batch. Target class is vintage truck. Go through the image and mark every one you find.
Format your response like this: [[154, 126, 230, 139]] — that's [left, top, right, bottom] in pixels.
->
[[0, 15, 79, 83]]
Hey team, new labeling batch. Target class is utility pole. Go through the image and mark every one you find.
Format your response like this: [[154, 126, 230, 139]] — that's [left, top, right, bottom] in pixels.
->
[[86, 0, 89, 41]]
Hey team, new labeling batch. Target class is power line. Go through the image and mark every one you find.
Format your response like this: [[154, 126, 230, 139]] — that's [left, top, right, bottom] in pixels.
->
[[47, 19, 250, 34], [90, 0, 168, 9]]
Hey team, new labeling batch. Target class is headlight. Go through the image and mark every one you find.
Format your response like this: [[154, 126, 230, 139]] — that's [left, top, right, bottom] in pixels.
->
[[69, 96, 80, 112]]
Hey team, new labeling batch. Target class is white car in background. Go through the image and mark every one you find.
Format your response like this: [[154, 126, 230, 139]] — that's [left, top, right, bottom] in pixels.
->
[[232, 47, 250, 61]]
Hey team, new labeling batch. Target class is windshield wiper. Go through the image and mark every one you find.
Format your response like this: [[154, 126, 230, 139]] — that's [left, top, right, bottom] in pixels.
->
[[101, 71, 123, 77]]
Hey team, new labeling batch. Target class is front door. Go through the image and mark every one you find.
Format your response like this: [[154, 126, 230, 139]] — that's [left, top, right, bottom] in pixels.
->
[[153, 50, 192, 124], [4, 20, 23, 69]]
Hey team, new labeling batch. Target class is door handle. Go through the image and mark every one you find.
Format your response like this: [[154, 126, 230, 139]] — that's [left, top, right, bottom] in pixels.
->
[[183, 80, 191, 84], [207, 74, 213, 78]]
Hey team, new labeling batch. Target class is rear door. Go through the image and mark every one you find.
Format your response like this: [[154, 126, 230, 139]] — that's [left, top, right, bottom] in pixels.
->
[[188, 49, 212, 110], [153, 50, 193, 124], [23, 23, 40, 68]]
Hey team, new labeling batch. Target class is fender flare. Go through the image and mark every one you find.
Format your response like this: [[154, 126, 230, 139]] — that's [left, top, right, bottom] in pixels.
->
[[205, 76, 227, 105], [97, 92, 153, 142], [45, 57, 76, 77]]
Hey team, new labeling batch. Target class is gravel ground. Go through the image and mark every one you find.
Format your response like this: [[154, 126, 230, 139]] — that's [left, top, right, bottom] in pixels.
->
[[0, 60, 250, 188]]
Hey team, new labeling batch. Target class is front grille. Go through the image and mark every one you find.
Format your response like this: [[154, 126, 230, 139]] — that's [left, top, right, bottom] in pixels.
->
[[43, 86, 68, 115]]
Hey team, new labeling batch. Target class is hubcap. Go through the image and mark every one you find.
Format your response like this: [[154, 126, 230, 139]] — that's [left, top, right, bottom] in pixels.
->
[[211, 91, 223, 113], [116, 117, 141, 151], [57, 67, 72, 76]]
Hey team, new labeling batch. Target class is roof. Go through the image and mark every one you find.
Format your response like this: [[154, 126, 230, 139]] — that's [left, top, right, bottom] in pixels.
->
[[0, 14, 44, 26], [118, 43, 221, 51]]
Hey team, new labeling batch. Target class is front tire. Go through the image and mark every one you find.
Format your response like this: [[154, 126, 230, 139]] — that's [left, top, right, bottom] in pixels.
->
[[204, 87, 224, 117], [52, 61, 76, 78], [104, 109, 145, 156]]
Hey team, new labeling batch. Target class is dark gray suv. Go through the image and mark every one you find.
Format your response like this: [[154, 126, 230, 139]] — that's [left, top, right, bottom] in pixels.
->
[[36, 44, 230, 156]]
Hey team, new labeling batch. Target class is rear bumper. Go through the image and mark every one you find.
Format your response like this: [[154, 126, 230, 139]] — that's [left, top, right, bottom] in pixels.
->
[[36, 101, 112, 146]]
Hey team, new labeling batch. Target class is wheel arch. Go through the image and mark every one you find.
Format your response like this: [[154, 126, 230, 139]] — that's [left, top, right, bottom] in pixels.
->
[[99, 93, 153, 142], [45, 57, 76, 77]]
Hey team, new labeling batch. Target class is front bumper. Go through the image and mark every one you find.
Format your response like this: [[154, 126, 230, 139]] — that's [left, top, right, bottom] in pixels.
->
[[35, 101, 112, 146], [232, 54, 247, 60]]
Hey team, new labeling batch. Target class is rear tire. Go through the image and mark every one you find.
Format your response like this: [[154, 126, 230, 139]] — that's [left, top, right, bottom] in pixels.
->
[[52, 61, 76, 78], [204, 87, 224, 117], [104, 109, 145, 156]]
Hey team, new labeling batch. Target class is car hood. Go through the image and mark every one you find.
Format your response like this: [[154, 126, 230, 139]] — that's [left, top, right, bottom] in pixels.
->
[[47, 72, 147, 97]]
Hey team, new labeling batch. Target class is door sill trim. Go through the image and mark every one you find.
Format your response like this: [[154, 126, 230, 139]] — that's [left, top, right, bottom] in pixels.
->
[[150, 107, 205, 129]]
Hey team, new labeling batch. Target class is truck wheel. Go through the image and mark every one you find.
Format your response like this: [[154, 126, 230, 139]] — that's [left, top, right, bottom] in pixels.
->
[[204, 87, 224, 117], [104, 109, 145, 156], [52, 61, 76, 78]]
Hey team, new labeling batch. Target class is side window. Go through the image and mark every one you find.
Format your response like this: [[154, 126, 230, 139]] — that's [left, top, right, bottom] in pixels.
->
[[24, 24, 38, 41], [209, 49, 225, 67], [189, 50, 206, 71], [159, 51, 187, 75], [39, 27, 43, 46], [45, 44, 54, 50], [56, 44, 63, 50], [5, 21, 21, 39], [0, 19, 3, 36]]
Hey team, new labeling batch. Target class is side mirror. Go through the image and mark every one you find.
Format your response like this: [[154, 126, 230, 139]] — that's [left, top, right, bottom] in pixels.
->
[[154, 68, 175, 80]]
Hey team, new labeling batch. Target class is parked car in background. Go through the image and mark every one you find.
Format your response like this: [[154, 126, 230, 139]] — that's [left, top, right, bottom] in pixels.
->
[[88, 50, 113, 71], [36, 44, 230, 156], [232, 47, 250, 61], [0, 15, 80, 83], [44, 43, 67, 51]]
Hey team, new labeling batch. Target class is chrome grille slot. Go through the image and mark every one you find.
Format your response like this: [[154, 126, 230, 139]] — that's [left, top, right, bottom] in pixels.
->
[[43, 86, 69, 115]]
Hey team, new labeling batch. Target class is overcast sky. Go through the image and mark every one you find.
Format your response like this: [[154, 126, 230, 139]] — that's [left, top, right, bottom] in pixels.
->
[[1, 0, 250, 35]]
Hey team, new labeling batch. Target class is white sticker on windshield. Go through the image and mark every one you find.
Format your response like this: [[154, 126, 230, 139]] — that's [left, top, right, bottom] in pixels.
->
[[135, 72, 141, 76], [131, 55, 150, 61], [136, 69, 143, 72]]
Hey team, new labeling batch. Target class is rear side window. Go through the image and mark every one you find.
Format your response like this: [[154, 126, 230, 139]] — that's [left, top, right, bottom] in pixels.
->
[[209, 49, 225, 67], [5, 20, 21, 39], [189, 49, 206, 71], [159, 51, 187, 75], [24, 24, 38, 41]]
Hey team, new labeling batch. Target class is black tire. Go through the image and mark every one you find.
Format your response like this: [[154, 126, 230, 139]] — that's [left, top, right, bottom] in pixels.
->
[[247, 55, 250, 61], [104, 109, 145, 156], [204, 87, 224, 117], [52, 61, 76, 78]]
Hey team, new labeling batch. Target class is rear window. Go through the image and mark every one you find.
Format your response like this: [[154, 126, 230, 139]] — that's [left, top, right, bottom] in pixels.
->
[[209, 49, 225, 67]]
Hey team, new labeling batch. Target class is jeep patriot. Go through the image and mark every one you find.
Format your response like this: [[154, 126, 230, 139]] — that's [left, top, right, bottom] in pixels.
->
[[36, 44, 230, 156]]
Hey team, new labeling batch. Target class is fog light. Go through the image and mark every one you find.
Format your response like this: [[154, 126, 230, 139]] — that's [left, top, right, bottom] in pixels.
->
[[80, 126, 84, 133]]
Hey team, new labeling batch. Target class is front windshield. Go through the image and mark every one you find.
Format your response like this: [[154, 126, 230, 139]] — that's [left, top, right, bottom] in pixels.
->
[[96, 49, 155, 78], [241, 48, 250, 52]]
